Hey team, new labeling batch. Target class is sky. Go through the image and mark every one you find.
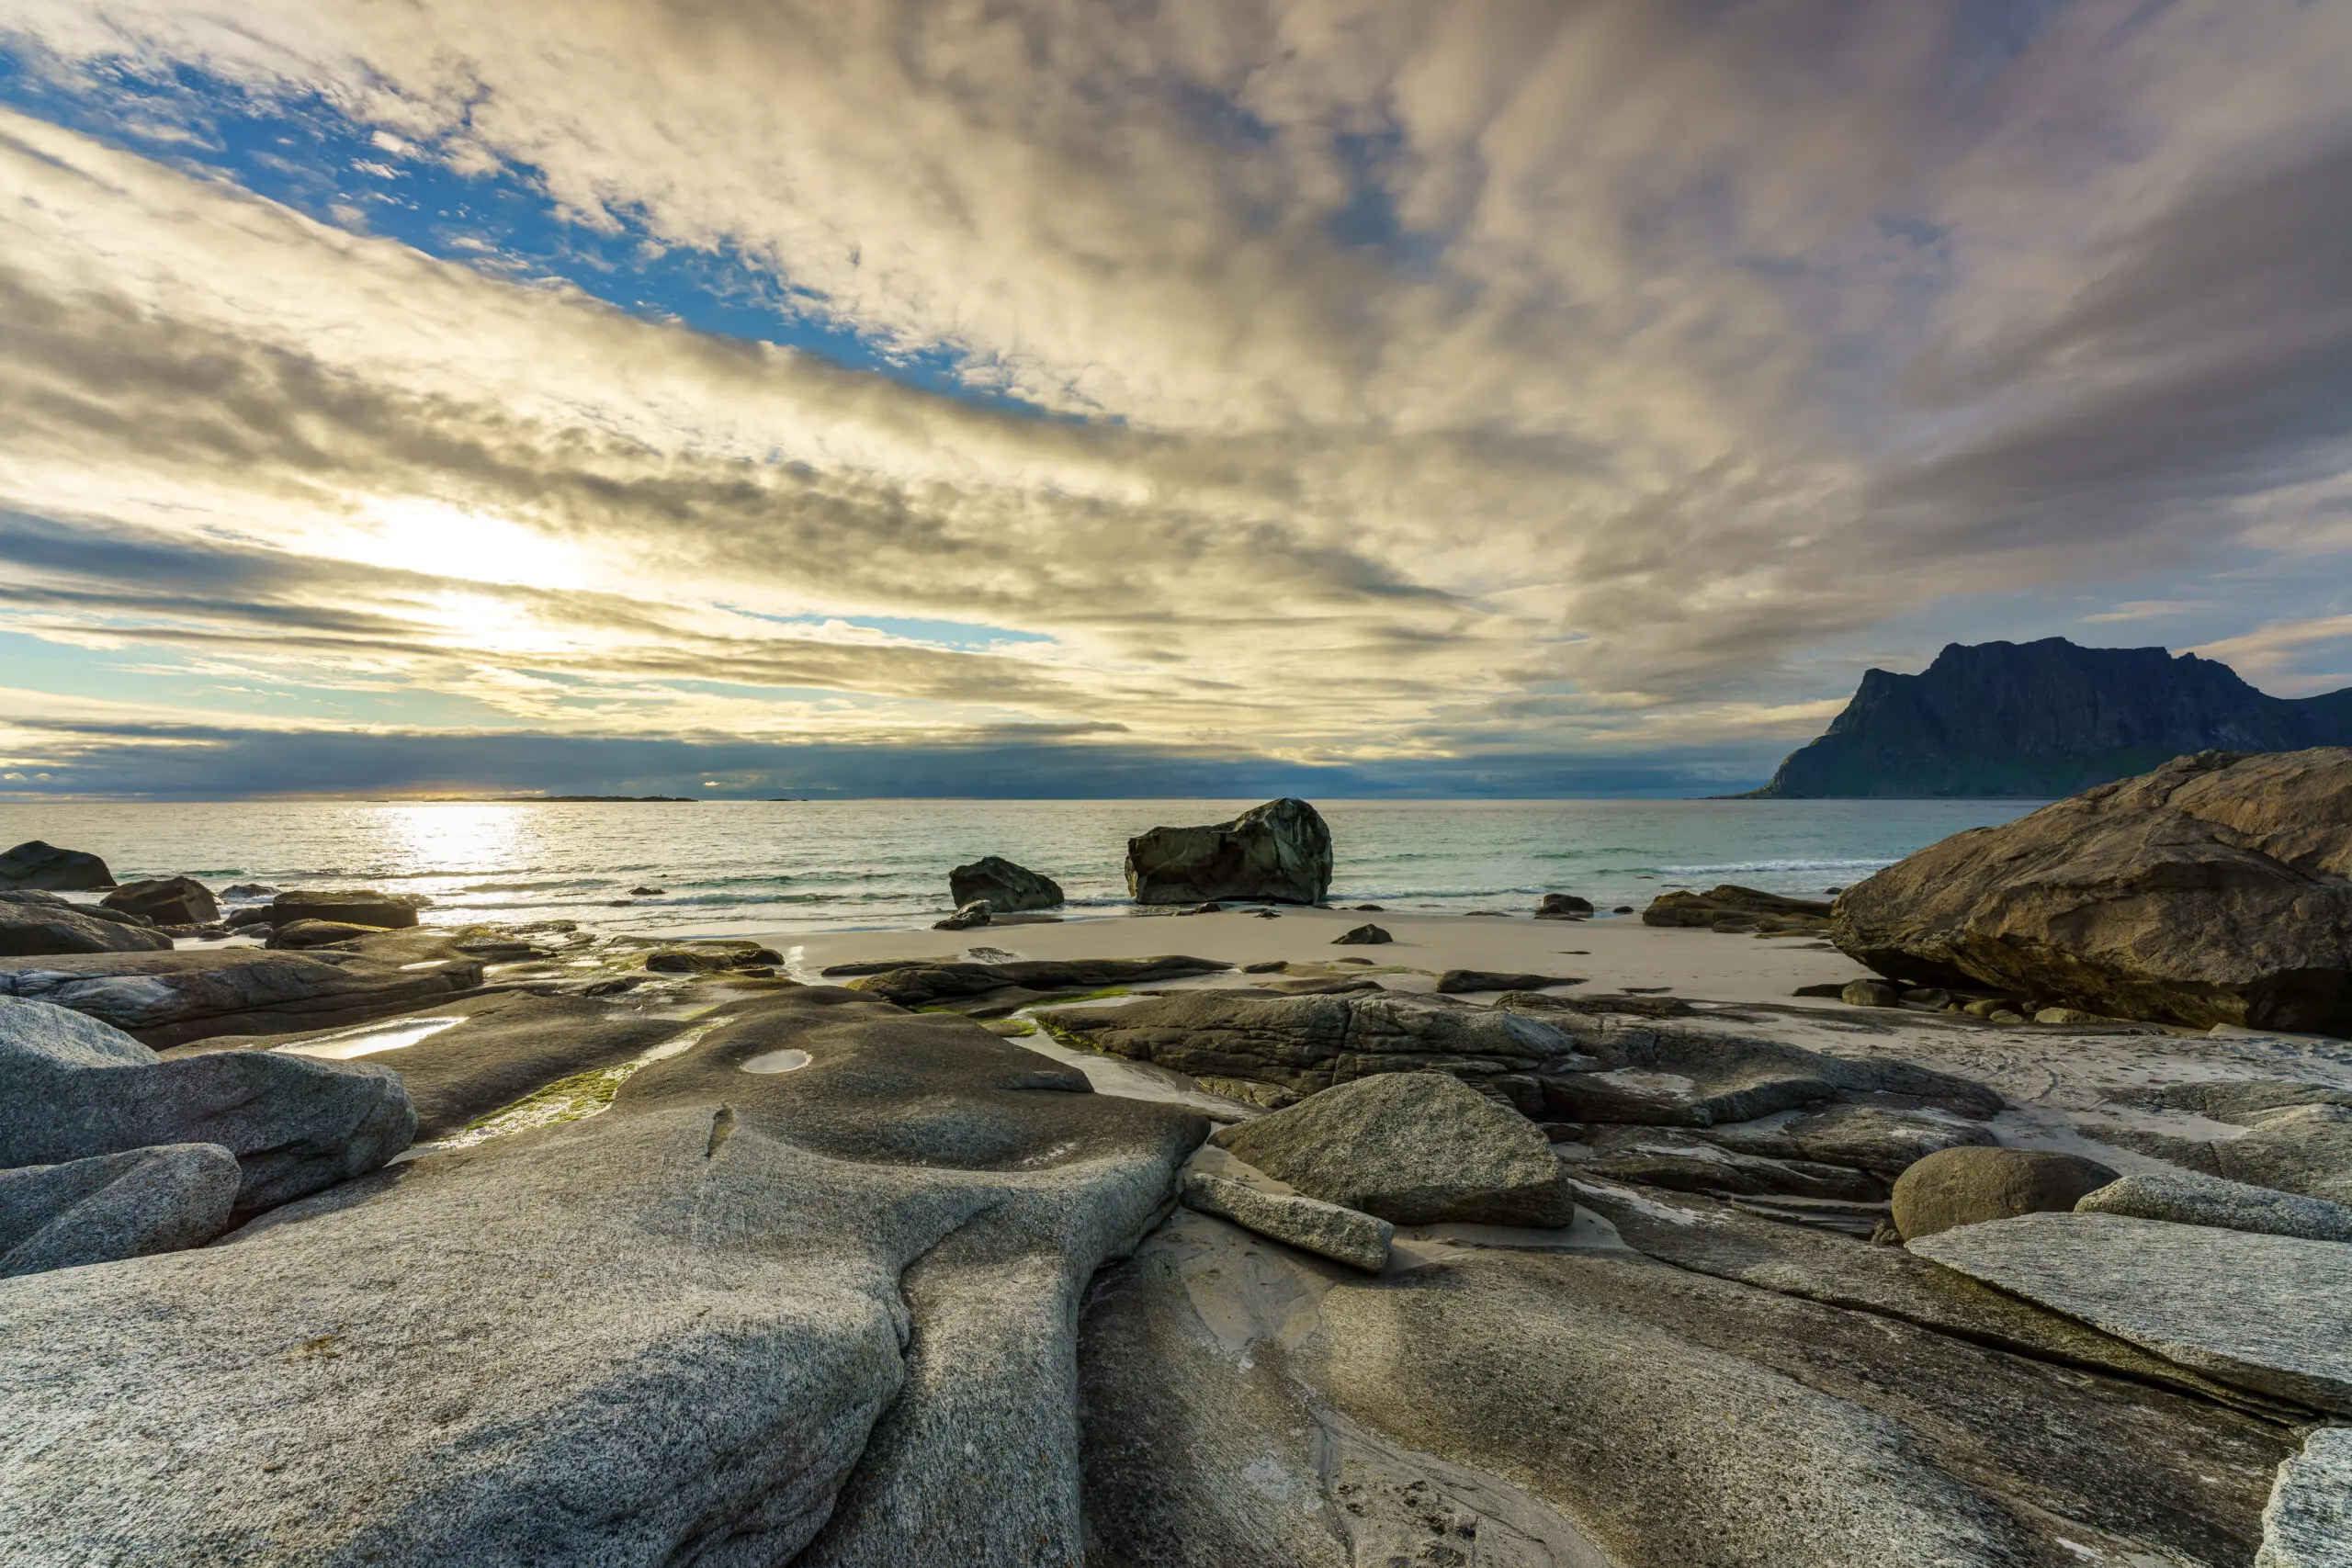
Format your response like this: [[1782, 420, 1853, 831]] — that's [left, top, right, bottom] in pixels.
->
[[2, 0, 2350, 799]]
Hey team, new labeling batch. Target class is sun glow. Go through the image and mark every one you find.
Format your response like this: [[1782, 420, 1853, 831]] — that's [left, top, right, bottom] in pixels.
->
[[334, 500, 591, 590]]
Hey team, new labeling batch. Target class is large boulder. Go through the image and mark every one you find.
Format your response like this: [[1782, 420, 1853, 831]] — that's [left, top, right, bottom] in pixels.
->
[[1125, 797, 1333, 906], [100, 876, 219, 928], [0, 840, 113, 891], [947, 855, 1063, 914], [0, 891, 172, 956], [0, 1143, 241, 1278], [1210, 1071, 1573, 1226], [1831, 748, 2352, 1032], [0, 987, 1204, 1566], [0, 997, 414, 1216], [1892, 1146, 2117, 1240], [0, 929, 486, 1046]]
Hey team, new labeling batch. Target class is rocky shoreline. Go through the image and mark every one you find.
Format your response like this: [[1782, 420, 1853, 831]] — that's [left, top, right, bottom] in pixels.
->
[[5, 774, 2352, 1564]]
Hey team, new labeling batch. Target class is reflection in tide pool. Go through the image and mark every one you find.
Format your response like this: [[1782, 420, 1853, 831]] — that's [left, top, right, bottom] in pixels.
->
[[276, 1016, 464, 1059], [740, 1047, 811, 1074]]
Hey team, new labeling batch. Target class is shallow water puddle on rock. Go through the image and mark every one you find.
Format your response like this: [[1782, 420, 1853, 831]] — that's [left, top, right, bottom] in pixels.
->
[[739, 1047, 810, 1074], [275, 1016, 465, 1059], [428, 1021, 723, 1152], [396, 960, 449, 971]]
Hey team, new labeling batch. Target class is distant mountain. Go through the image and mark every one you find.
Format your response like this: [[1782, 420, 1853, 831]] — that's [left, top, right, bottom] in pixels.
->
[[1748, 637, 2352, 798]]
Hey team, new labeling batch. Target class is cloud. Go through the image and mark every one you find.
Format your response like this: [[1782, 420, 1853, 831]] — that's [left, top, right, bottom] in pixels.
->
[[0, 2, 2349, 792]]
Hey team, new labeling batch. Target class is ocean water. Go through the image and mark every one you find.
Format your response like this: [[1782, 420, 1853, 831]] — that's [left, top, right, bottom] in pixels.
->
[[0, 798, 2041, 935]]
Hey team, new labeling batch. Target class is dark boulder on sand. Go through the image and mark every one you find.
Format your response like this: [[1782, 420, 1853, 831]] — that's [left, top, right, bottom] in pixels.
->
[[101, 876, 219, 928], [1535, 893, 1593, 919], [0, 840, 114, 891], [1124, 797, 1332, 906], [1832, 748, 2352, 1032], [233, 890, 421, 931], [948, 855, 1063, 914], [0, 892, 173, 957], [1645, 885, 1833, 933]]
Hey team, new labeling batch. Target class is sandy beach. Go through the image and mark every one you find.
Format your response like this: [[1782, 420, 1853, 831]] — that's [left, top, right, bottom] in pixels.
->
[[758, 904, 1873, 1007]]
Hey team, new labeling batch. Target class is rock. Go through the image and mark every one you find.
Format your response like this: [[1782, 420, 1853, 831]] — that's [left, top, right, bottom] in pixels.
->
[[1080, 1203, 2290, 1567], [0, 840, 114, 891], [99, 876, 218, 927], [0, 987, 1203, 1566], [262, 890, 421, 931], [219, 883, 275, 899], [0, 1143, 241, 1277], [1702, 1101, 1997, 1179], [1833, 748, 2352, 1030], [0, 891, 174, 956], [1044, 988, 1573, 1102], [848, 955, 1227, 1011], [1574, 1179, 2301, 1416], [1564, 1126, 1884, 1201], [1434, 968, 1582, 994], [1180, 1169, 1392, 1271], [1911, 1211, 2352, 1415], [1534, 894, 1593, 919], [0, 997, 413, 1217], [1124, 797, 1333, 906], [266, 919, 381, 950], [2078, 1169, 2352, 1244], [1892, 1145, 2118, 1240], [1209, 1071, 1572, 1226], [171, 991, 700, 1142], [948, 855, 1063, 914], [1348, 903, 1383, 912], [2260, 1427, 2352, 1568], [1329, 923, 1389, 945], [1611, 905, 1634, 914], [1240, 960, 1286, 974], [1644, 885, 1834, 931], [2037, 1005, 2125, 1025], [933, 899, 991, 931], [1843, 977, 1901, 1006], [628, 885, 665, 897], [0, 929, 486, 1046], [645, 942, 786, 974]]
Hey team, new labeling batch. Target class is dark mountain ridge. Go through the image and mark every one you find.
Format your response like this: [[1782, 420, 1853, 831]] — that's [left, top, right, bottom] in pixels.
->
[[1750, 637, 2352, 797]]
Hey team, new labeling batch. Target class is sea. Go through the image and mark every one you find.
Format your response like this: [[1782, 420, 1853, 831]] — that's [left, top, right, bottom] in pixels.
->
[[0, 798, 2041, 935]]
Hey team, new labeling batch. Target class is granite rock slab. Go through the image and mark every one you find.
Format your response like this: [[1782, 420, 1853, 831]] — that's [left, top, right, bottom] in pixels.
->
[[0, 1143, 240, 1277], [1910, 1211, 2352, 1414], [1211, 1070, 1573, 1226], [0, 929, 486, 1045], [2, 997, 414, 1217], [2259, 1427, 2352, 1568], [1180, 1169, 1392, 1270], [2080, 1169, 2352, 1244]]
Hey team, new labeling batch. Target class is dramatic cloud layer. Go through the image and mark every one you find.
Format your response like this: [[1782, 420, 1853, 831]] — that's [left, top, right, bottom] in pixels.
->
[[1, 1, 2348, 795]]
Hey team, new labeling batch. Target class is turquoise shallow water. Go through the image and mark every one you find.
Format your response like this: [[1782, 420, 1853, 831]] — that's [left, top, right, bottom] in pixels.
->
[[0, 798, 2041, 934]]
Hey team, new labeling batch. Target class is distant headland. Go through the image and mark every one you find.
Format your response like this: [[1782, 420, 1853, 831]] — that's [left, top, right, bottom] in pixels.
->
[[1747, 637, 2352, 797]]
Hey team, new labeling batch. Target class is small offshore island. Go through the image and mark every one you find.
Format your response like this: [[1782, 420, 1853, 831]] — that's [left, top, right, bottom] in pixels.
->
[[5, 751, 2352, 1566]]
